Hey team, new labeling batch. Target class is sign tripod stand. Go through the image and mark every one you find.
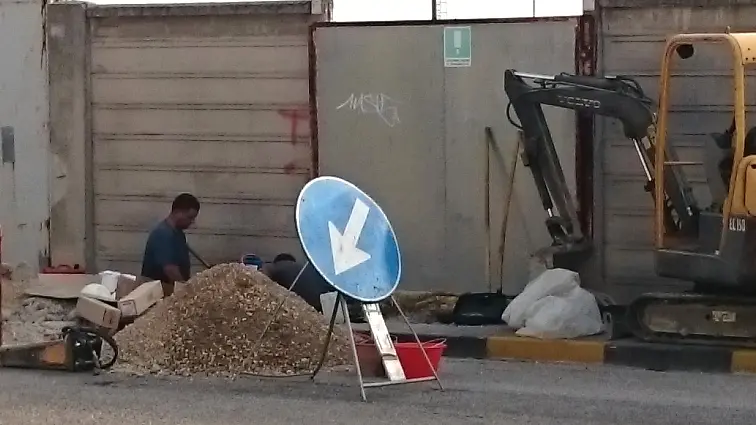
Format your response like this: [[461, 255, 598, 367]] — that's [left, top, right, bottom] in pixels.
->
[[310, 291, 444, 402], [255, 259, 444, 402], [288, 175, 445, 401]]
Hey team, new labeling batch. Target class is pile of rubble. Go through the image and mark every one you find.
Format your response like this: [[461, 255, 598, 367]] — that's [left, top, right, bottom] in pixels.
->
[[2, 279, 77, 345], [115, 263, 351, 377]]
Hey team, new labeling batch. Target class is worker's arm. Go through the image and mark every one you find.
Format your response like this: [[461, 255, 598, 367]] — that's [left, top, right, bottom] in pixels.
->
[[162, 264, 185, 284]]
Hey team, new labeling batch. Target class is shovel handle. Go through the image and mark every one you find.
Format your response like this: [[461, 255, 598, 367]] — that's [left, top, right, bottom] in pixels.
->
[[187, 245, 211, 269]]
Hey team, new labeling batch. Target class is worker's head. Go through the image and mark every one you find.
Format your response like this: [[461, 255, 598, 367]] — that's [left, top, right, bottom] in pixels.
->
[[273, 253, 296, 263], [170, 193, 200, 230], [260, 253, 296, 277]]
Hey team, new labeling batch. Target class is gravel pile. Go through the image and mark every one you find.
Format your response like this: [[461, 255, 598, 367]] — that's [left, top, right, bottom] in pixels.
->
[[115, 263, 352, 377]]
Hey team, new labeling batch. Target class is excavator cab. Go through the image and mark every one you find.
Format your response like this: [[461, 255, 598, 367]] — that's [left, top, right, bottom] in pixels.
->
[[654, 32, 756, 294]]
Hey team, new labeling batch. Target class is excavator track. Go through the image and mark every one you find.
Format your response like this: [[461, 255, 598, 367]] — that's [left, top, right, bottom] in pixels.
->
[[627, 292, 756, 347]]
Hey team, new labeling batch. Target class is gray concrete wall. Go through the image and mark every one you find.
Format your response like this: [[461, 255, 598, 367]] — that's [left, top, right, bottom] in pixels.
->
[[0, 0, 50, 271], [47, 1, 325, 273], [597, 0, 756, 302], [314, 20, 578, 294], [47, 2, 88, 270]]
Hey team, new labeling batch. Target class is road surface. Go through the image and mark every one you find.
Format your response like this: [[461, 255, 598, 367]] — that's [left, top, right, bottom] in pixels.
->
[[0, 359, 754, 424]]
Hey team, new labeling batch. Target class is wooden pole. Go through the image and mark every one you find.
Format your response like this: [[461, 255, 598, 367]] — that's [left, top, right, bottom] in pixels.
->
[[497, 132, 522, 292], [484, 128, 492, 292]]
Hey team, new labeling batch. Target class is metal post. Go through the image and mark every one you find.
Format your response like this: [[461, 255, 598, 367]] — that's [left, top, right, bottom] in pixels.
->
[[342, 295, 368, 402], [391, 295, 444, 390], [431, 0, 437, 20], [254, 261, 309, 349], [310, 292, 341, 379]]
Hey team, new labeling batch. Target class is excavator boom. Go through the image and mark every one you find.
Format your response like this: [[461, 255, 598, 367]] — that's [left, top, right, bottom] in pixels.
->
[[503, 70, 699, 269]]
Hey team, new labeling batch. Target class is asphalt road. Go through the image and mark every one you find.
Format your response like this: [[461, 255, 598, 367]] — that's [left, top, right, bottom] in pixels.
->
[[1, 359, 755, 425]]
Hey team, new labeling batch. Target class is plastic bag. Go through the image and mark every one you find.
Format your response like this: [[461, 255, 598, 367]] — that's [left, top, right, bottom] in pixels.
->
[[502, 268, 580, 328], [502, 268, 603, 339], [515, 286, 603, 339]]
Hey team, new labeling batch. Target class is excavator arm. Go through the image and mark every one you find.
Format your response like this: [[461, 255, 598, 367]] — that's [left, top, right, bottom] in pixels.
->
[[503, 70, 700, 268]]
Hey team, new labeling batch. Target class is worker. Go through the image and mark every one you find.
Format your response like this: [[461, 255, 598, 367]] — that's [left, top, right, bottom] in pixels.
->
[[140, 193, 200, 297], [261, 253, 334, 313], [262, 253, 364, 322]]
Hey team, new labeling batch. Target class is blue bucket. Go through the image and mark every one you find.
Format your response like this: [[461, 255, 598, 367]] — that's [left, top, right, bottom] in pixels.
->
[[241, 254, 264, 270]]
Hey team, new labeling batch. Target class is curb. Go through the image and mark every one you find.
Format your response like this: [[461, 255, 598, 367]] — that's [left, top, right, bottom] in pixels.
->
[[394, 333, 488, 359], [392, 332, 756, 373]]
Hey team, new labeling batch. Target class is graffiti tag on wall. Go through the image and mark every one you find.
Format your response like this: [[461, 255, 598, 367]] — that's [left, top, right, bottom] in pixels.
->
[[336, 93, 401, 128]]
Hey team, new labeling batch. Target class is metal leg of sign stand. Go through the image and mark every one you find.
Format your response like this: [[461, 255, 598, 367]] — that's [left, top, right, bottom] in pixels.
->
[[311, 293, 367, 401], [311, 293, 443, 402], [254, 261, 309, 350], [390, 295, 444, 391], [343, 296, 368, 402], [310, 291, 341, 379]]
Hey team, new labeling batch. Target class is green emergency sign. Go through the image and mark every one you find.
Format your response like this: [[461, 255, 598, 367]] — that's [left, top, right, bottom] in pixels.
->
[[443, 26, 472, 67]]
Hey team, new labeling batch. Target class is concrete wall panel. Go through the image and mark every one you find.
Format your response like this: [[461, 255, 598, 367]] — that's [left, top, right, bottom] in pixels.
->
[[314, 20, 578, 294], [315, 24, 448, 292], [48, 1, 323, 274], [0, 0, 50, 271]]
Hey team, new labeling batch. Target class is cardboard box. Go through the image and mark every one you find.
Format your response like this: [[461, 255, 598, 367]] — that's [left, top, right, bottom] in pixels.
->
[[75, 296, 121, 329], [25, 273, 99, 300], [114, 274, 140, 300], [118, 280, 164, 318]]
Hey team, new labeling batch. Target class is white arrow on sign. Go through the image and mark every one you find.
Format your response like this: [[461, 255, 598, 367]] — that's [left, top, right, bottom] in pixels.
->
[[328, 198, 371, 275]]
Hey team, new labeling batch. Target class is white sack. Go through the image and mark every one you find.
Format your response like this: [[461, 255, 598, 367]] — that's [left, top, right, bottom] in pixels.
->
[[502, 268, 603, 339]]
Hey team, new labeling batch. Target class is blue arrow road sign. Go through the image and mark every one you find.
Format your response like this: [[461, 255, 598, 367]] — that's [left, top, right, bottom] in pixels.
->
[[295, 176, 401, 303]]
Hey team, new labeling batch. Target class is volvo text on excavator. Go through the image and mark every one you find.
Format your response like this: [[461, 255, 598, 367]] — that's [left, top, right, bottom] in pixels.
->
[[503, 32, 756, 347]]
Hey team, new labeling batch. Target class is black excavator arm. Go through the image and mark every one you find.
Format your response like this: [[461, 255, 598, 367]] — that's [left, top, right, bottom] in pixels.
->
[[502, 70, 700, 268]]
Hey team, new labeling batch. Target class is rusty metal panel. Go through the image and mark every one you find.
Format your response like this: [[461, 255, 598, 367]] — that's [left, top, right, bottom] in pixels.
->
[[89, 12, 316, 274], [598, 4, 756, 302], [314, 19, 578, 294]]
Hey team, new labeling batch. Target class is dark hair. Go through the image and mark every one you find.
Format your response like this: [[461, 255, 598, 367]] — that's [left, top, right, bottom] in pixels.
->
[[171, 193, 200, 212], [273, 253, 296, 263]]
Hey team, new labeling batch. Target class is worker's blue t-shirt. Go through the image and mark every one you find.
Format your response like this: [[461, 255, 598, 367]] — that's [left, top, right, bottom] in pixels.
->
[[140, 220, 191, 282]]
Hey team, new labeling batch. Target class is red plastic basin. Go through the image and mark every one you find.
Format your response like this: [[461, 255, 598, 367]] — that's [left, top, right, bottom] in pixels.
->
[[354, 332, 446, 380], [394, 339, 446, 379]]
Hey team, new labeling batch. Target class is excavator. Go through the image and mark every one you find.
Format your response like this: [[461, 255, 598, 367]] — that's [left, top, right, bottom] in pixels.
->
[[503, 31, 756, 347]]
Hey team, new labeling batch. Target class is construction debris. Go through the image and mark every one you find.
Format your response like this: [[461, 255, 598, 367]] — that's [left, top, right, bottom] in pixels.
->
[[115, 263, 352, 377], [381, 292, 458, 323], [2, 296, 77, 345]]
